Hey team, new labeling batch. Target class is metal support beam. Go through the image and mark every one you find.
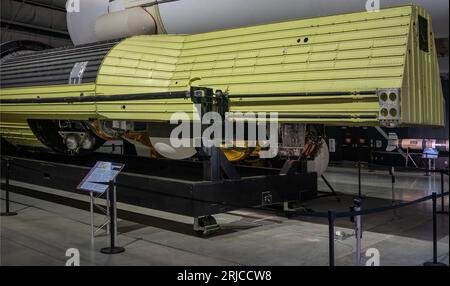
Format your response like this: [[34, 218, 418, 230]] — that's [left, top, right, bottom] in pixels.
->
[[11, 0, 67, 12], [1, 19, 70, 37], [202, 146, 240, 181], [280, 160, 302, 175]]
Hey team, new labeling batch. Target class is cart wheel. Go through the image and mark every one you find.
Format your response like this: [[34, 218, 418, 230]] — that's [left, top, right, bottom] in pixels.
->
[[195, 230, 205, 236], [194, 215, 220, 236]]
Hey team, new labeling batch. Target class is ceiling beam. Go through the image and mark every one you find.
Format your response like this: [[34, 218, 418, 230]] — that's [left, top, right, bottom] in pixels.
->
[[1, 19, 70, 39], [10, 0, 67, 12]]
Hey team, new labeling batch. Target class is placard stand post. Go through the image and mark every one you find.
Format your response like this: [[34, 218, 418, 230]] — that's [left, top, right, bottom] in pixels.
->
[[89, 190, 111, 244], [100, 179, 124, 254], [77, 161, 124, 253]]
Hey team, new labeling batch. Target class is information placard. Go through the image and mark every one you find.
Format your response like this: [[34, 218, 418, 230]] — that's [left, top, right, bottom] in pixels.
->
[[77, 161, 125, 193]]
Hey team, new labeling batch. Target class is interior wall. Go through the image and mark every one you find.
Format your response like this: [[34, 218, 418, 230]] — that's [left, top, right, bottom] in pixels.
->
[[325, 78, 449, 167], [0, 0, 72, 47], [0, 27, 72, 47]]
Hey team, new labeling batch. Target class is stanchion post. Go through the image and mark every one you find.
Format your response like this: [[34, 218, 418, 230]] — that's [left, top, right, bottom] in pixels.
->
[[358, 162, 362, 198], [441, 171, 444, 213], [1, 159, 18, 217], [425, 156, 431, 176], [437, 171, 448, 215], [328, 210, 336, 266], [432, 193, 437, 263], [354, 199, 362, 266], [390, 167, 396, 204], [424, 192, 446, 266], [90, 191, 94, 244], [100, 180, 125, 254]]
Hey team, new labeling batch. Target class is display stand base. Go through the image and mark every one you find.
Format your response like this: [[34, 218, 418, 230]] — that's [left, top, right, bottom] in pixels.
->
[[423, 261, 447, 266], [100, 247, 125, 254], [0, 212, 17, 216]]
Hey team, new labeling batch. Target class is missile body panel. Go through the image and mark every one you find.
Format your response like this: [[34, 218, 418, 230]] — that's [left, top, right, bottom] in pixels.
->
[[0, 6, 445, 151]]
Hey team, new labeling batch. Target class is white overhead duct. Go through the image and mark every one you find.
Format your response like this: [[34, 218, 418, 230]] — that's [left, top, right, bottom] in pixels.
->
[[66, 0, 109, 46], [158, 0, 449, 37], [94, 7, 157, 42], [67, 0, 449, 46]]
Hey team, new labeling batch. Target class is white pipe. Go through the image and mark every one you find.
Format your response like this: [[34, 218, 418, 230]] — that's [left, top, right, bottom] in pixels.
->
[[95, 7, 157, 42]]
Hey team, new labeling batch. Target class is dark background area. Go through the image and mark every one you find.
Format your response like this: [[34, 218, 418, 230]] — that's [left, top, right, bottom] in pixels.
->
[[326, 80, 449, 168]]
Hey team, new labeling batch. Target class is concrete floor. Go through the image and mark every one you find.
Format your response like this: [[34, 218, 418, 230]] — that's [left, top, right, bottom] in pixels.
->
[[1, 165, 448, 266]]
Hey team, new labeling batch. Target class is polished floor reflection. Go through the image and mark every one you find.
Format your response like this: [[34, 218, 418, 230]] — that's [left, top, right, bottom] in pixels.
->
[[1, 165, 448, 266]]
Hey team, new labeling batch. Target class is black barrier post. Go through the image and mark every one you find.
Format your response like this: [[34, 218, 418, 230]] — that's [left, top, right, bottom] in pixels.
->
[[1, 159, 18, 217], [437, 171, 448, 215], [328, 210, 336, 266], [424, 192, 446, 266], [390, 167, 396, 203], [100, 180, 125, 254], [358, 162, 362, 198], [432, 193, 438, 263]]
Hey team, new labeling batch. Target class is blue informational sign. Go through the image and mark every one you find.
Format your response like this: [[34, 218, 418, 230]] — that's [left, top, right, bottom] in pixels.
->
[[422, 148, 439, 159], [77, 161, 125, 193]]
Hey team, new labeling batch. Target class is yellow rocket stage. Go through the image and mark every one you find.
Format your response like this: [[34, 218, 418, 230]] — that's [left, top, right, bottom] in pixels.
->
[[0, 6, 445, 150]]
